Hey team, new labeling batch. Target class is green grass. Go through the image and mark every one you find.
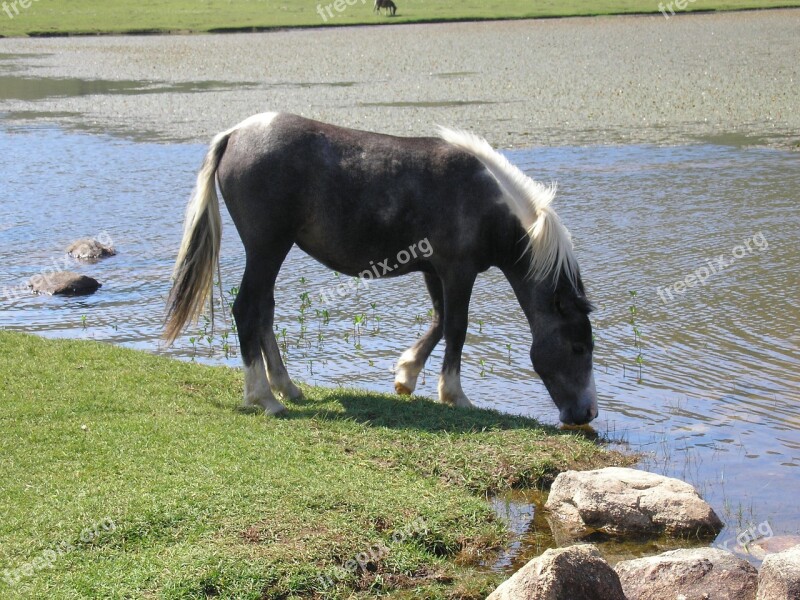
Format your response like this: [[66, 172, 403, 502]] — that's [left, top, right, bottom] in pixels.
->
[[0, 0, 799, 37], [0, 331, 629, 598]]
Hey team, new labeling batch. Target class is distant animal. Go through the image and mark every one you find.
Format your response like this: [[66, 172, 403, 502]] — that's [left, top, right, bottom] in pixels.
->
[[165, 112, 598, 425], [373, 0, 396, 16]]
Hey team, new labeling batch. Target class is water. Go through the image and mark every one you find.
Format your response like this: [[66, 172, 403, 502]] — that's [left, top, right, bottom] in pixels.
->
[[1, 123, 798, 567]]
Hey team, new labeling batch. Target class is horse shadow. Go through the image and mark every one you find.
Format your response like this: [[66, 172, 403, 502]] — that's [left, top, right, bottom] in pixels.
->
[[274, 388, 573, 435]]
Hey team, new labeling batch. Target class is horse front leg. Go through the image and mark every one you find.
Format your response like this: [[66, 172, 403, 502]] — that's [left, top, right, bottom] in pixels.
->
[[437, 270, 476, 408], [395, 273, 443, 395]]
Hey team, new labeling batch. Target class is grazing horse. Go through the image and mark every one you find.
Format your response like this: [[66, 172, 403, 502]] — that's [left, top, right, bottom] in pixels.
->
[[164, 113, 598, 425], [373, 0, 397, 15]]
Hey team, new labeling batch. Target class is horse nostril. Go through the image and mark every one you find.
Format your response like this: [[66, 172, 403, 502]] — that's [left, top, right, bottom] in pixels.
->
[[572, 343, 587, 355]]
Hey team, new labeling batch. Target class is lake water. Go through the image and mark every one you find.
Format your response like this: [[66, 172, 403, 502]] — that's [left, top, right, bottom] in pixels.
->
[[1, 123, 798, 566]]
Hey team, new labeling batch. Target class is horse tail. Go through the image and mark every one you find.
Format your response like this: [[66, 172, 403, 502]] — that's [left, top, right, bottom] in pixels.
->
[[163, 129, 230, 345]]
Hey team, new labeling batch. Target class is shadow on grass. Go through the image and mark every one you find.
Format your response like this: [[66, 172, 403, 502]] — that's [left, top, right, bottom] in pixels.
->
[[276, 388, 580, 436]]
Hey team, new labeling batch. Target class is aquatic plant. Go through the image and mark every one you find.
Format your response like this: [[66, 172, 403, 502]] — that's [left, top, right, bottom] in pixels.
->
[[628, 290, 644, 382], [370, 302, 381, 333]]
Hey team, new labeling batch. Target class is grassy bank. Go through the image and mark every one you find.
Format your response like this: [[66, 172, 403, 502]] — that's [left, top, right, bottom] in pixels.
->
[[0, 331, 628, 598], [1, 0, 799, 37]]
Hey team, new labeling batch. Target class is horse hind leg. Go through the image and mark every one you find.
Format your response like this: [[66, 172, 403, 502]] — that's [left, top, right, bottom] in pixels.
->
[[395, 273, 443, 395], [261, 292, 303, 401], [234, 240, 301, 414], [253, 240, 303, 402], [233, 263, 286, 415]]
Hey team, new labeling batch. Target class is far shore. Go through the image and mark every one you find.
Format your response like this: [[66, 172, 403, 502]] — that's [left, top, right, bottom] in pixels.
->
[[2, 1, 800, 38]]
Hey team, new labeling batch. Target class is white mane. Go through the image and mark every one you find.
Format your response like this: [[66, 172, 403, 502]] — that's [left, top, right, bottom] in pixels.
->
[[437, 127, 579, 287]]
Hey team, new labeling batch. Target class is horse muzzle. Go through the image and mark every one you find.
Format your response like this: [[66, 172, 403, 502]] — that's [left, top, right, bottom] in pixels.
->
[[558, 372, 598, 425]]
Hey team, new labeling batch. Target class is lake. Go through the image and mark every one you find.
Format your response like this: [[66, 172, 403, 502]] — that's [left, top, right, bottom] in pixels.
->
[[1, 123, 798, 565]]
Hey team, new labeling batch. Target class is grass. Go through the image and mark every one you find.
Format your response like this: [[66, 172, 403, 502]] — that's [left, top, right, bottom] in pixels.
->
[[0, 331, 630, 598], [1, 0, 799, 37]]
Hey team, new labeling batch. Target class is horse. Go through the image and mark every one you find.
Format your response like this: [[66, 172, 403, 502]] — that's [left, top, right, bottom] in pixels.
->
[[164, 113, 598, 425], [373, 0, 396, 15]]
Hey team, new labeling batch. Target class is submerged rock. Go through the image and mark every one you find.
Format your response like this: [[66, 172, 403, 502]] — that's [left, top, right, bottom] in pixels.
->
[[28, 271, 101, 296], [757, 536, 800, 557], [66, 238, 116, 262], [544, 467, 722, 538], [757, 544, 800, 600], [486, 543, 626, 600], [615, 547, 758, 600]]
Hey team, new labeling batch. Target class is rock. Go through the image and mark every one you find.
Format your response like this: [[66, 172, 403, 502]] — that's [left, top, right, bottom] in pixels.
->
[[544, 467, 722, 537], [757, 544, 800, 600], [486, 543, 626, 600], [615, 547, 758, 600], [28, 271, 101, 296], [757, 536, 800, 557], [66, 238, 116, 262]]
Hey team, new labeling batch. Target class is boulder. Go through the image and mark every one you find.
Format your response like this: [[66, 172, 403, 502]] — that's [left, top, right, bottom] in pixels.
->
[[28, 271, 101, 296], [615, 547, 758, 600], [544, 467, 722, 537], [757, 544, 800, 600], [66, 238, 116, 262], [486, 543, 626, 600]]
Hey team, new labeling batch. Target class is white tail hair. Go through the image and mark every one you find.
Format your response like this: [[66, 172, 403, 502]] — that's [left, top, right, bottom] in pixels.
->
[[164, 112, 280, 344], [163, 130, 227, 344], [437, 127, 578, 288]]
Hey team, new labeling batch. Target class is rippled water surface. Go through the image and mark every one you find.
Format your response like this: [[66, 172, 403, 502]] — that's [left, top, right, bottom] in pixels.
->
[[1, 124, 798, 562]]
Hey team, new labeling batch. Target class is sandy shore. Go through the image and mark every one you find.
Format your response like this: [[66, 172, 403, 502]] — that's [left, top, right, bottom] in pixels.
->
[[1, 9, 798, 148]]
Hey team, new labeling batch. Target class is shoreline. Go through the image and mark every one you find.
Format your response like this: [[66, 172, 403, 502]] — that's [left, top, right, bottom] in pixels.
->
[[1, 5, 794, 38], [2, 3, 800, 38]]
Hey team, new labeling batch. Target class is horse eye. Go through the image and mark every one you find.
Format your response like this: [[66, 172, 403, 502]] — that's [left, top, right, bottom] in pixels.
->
[[554, 296, 566, 316], [572, 343, 587, 355]]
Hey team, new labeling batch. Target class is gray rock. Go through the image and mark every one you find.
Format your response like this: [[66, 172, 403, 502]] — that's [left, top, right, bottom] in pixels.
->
[[28, 271, 101, 296], [615, 547, 758, 600], [544, 467, 722, 537], [486, 543, 626, 600], [66, 238, 116, 262], [757, 544, 800, 600]]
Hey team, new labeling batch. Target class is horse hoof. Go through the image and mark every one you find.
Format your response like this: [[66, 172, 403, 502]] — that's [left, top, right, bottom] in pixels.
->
[[244, 395, 287, 415], [440, 392, 474, 408], [283, 384, 304, 401], [395, 382, 413, 396]]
